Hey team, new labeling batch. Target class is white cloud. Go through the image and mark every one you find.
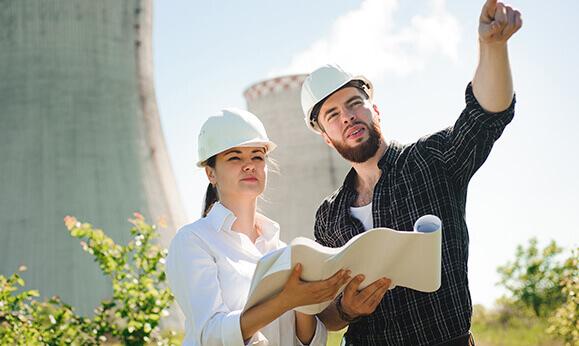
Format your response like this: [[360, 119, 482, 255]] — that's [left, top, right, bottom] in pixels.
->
[[271, 0, 461, 82]]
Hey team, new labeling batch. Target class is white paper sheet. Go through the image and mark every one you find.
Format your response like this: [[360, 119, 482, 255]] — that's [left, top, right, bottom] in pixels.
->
[[244, 215, 442, 315]]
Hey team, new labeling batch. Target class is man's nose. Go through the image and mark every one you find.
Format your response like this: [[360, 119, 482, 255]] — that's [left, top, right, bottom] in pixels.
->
[[341, 107, 356, 124]]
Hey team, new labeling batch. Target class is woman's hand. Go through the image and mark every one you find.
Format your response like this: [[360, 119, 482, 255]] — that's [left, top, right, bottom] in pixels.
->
[[277, 263, 351, 310]]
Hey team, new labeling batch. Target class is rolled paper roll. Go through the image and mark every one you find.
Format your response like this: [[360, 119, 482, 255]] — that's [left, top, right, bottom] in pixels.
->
[[414, 215, 442, 233]]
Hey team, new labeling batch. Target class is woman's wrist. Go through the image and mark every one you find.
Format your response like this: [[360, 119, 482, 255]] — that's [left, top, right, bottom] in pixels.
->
[[273, 290, 295, 312]]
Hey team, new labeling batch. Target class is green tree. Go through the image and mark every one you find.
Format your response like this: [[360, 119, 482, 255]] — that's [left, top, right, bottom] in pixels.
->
[[497, 238, 566, 318]]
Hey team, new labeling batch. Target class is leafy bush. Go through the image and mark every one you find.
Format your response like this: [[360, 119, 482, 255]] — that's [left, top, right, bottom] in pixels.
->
[[546, 248, 578, 345], [0, 267, 96, 345], [0, 213, 176, 345]]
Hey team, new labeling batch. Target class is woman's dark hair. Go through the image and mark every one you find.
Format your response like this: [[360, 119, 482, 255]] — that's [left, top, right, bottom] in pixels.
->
[[202, 155, 218, 217]]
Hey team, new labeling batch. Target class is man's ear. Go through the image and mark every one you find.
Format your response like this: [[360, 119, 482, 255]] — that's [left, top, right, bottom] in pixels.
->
[[373, 104, 381, 122], [321, 131, 335, 149], [205, 166, 216, 185]]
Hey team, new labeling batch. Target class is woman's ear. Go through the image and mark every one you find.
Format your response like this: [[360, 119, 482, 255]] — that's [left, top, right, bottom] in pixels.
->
[[205, 166, 216, 185]]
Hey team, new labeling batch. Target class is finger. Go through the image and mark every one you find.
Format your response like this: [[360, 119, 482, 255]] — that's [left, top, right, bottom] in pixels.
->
[[309, 270, 346, 296], [515, 10, 523, 30], [483, 0, 498, 18], [366, 283, 389, 310], [324, 269, 347, 285], [356, 277, 387, 303], [341, 271, 352, 286], [330, 271, 352, 296], [505, 8, 522, 38], [495, 3, 507, 25], [289, 263, 302, 282], [343, 274, 364, 301], [501, 6, 516, 37], [480, 21, 499, 41], [306, 271, 348, 299]]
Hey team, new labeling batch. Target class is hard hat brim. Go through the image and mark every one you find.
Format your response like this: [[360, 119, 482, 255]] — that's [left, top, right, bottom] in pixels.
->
[[196, 139, 277, 167], [305, 75, 373, 134]]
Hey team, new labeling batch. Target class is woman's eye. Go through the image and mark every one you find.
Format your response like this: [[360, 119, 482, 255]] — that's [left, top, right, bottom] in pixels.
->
[[252, 156, 264, 161], [227, 157, 240, 161]]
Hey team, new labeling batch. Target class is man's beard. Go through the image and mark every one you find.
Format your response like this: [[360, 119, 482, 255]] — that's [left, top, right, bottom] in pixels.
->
[[330, 120, 382, 163]]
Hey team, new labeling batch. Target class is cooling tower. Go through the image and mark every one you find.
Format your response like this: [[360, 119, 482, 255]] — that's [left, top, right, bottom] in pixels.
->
[[0, 0, 186, 316], [244, 76, 351, 242]]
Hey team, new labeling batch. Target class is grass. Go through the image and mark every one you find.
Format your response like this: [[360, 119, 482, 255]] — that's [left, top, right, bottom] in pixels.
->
[[471, 320, 563, 346], [325, 320, 564, 346]]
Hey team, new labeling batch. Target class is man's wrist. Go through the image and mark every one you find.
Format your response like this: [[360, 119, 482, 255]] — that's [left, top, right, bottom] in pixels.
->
[[478, 38, 508, 51], [335, 294, 362, 323]]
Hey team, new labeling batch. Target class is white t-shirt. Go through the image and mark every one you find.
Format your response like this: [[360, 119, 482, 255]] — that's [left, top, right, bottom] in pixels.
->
[[350, 203, 373, 231]]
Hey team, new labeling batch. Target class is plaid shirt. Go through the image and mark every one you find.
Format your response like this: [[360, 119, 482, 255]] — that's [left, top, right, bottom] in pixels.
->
[[314, 83, 515, 345]]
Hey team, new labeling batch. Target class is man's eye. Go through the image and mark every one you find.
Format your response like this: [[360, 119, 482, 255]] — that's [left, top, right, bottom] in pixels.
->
[[350, 100, 362, 107], [328, 113, 338, 120], [227, 157, 240, 161]]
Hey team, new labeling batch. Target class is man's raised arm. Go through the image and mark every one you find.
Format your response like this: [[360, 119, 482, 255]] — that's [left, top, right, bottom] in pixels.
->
[[473, 0, 522, 112]]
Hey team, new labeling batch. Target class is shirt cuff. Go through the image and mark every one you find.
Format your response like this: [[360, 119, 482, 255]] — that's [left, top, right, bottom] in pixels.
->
[[245, 331, 268, 345], [221, 310, 268, 345], [221, 310, 247, 345], [464, 82, 515, 128]]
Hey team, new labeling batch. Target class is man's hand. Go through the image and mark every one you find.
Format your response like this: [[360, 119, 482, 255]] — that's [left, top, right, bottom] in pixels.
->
[[479, 0, 522, 44], [339, 275, 391, 320]]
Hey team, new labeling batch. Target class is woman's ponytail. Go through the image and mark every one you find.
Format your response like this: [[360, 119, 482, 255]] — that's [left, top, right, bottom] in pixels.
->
[[202, 156, 218, 217], [202, 183, 218, 217]]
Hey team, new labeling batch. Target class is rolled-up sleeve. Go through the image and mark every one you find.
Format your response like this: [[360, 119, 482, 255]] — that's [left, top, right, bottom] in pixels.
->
[[167, 232, 246, 346], [418, 82, 516, 190]]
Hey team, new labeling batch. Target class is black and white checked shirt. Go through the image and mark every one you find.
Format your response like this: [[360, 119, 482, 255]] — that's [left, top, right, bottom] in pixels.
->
[[314, 83, 515, 345]]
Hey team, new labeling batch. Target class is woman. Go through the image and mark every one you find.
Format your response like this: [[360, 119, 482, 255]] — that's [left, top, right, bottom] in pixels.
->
[[166, 108, 350, 345]]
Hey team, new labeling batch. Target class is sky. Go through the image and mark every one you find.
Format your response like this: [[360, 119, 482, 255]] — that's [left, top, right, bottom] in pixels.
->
[[152, 0, 579, 307]]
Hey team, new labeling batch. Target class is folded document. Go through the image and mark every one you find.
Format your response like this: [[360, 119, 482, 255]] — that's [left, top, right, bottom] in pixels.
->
[[244, 215, 442, 315]]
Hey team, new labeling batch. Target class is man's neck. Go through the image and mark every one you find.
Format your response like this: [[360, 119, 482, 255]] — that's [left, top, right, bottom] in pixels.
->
[[351, 140, 388, 194]]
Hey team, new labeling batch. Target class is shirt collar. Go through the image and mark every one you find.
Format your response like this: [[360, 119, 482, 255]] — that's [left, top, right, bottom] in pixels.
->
[[342, 140, 402, 193], [378, 140, 402, 168], [204, 202, 280, 241]]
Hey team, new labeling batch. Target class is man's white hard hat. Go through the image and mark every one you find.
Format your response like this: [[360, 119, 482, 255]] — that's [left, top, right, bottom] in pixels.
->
[[196, 108, 277, 167], [300, 64, 373, 134]]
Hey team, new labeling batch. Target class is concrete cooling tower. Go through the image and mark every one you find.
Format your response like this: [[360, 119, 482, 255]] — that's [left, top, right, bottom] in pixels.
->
[[244, 75, 351, 242], [0, 1, 186, 316]]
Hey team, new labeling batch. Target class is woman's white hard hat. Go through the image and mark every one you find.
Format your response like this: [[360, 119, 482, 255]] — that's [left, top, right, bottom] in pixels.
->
[[300, 64, 373, 134], [196, 108, 277, 167]]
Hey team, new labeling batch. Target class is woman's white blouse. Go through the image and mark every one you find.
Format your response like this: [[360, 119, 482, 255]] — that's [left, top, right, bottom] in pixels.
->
[[166, 202, 327, 346]]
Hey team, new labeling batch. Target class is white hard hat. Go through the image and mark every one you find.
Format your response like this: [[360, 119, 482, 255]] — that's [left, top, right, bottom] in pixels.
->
[[301, 64, 373, 134], [196, 108, 277, 167]]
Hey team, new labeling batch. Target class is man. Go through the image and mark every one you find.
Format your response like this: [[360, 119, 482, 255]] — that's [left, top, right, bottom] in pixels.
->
[[300, 0, 522, 345]]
